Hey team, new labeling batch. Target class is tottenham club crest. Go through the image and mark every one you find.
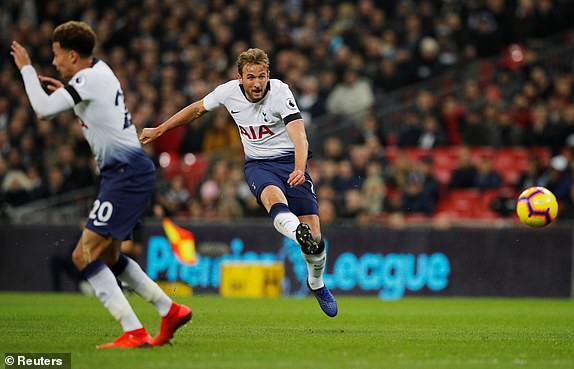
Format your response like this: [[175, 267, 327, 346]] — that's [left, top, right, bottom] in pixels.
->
[[286, 98, 297, 110], [74, 75, 86, 87]]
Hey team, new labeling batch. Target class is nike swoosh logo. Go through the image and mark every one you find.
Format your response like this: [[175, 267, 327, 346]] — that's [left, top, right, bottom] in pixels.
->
[[92, 220, 108, 226], [231, 110, 240, 114]]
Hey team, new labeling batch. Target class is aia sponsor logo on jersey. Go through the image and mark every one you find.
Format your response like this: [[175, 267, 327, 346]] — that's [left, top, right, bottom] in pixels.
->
[[238, 125, 275, 140]]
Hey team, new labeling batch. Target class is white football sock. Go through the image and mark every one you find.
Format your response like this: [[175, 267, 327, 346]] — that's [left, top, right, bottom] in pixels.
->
[[86, 266, 142, 332], [302, 249, 326, 290], [273, 211, 300, 242], [118, 257, 173, 317]]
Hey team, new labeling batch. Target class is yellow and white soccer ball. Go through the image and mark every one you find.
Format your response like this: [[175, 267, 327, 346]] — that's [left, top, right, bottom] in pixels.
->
[[516, 186, 558, 227]]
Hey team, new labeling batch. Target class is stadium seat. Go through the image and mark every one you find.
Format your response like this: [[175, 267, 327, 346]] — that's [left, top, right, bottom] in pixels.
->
[[181, 154, 209, 195], [161, 153, 182, 179], [435, 189, 500, 219]]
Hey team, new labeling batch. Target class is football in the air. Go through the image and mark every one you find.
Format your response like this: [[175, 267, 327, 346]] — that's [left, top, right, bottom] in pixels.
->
[[516, 186, 558, 227]]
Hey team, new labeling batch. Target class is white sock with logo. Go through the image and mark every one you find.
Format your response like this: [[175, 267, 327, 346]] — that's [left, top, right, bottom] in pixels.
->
[[273, 212, 300, 242], [117, 257, 173, 317], [302, 249, 326, 290], [83, 262, 142, 332], [269, 203, 299, 242]]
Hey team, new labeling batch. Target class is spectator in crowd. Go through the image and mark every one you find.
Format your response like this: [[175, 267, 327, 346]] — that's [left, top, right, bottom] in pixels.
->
[[494, 110, 522, 147], [509, 93, 533, 129], [388, 151, 416, 190], [158, 175, 190, 217], [461, 109, 497, 146], [2, 168, 33, 206], [475, 157, 503, 190], [398, 112, 422, 147], [449, 147, 478, 189], [560, 104, 574, 146], [326, 66, 374, 125], [411, 37, 445, 82], [539, 155, 572, 202], [332, 160, 362, 193], [401, 173, 435, 215], [339, 189, 364, 219], [297, 75, 326, 127], [201, 109, 242, 161], [322, 136, 346, 162], [418, 115, 448, 149], [352, 113, 385, 147], [318, 198, 337, 228], [419, 157, 440, 206], [516, 155, 545, 191], [348, 144, 371, 179], [440, 95, 465, 145], [522, 104, 563, 152], [361, 161, 386, 216]]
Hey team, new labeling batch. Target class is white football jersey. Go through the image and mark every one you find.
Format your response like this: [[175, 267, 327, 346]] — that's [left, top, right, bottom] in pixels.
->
[[63, 60, 146, 169], [203, 79, 302, 160]]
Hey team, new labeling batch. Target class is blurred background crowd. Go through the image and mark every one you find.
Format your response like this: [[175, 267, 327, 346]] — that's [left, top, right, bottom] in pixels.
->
[[1, 0, 574, 226]]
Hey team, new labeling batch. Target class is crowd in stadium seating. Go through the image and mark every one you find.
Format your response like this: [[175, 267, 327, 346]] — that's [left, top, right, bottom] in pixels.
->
[[1, 0, 574, 224]]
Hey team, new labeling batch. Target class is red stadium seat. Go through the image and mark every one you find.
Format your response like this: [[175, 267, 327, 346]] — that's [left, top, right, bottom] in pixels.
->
[[435, 189, 500, 219]]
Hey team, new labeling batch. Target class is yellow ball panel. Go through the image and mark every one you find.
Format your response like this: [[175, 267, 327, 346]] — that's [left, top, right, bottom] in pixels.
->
[[516, 186, 558, 228]]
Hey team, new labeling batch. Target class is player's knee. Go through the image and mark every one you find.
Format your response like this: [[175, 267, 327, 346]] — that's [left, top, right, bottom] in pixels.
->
[[71, 247, 86, 271], [261, 186, 287, 210]]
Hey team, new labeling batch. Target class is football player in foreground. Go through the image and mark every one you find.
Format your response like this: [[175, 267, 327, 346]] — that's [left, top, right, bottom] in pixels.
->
[[11, 21, 191, 348], [140, 48, 337, 317]]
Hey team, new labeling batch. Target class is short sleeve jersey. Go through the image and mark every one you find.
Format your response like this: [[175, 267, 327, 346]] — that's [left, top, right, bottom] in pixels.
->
[[202, 79, 302, 160], [63, 60, 150, 171]]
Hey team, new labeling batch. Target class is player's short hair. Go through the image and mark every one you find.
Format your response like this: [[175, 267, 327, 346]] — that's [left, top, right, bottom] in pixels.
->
[[237, 48, 269, 75], [52, 21, 96, 58]]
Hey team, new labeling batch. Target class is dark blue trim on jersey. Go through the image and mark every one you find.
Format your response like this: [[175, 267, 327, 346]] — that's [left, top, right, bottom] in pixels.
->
[[239, 81, 271, 102], [91, 58, 100, 67], [99, 148, 156, 174], [284, 112, 302, 124], [64, 85, 82, 104]]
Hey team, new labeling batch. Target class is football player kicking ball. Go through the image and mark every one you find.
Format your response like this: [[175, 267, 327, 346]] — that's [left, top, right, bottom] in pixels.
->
[[140, 48, 337, 317], [11, 21, 191, 348]]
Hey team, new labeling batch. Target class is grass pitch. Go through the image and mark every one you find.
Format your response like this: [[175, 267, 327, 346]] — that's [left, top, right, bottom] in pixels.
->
[[0, 293, 573, 369]]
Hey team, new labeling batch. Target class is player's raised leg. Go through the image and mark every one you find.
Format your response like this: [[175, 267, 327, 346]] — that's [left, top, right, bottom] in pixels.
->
[[71, 230, 152, 349], [298, 214, 337, 317], [261, 185, 317, 249], [261, 186, 337, 317], [104, 243, 192, 346]]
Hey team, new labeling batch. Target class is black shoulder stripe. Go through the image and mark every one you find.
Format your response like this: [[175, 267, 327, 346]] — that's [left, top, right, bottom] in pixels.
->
[[284, 112, 302, 124], [64, 85, 82, 104]]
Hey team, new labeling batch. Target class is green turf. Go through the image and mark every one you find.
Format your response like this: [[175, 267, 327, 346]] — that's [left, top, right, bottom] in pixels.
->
[[0, 293, 573, 369]]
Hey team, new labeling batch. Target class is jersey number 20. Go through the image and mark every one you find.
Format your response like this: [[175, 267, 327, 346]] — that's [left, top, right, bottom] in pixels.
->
[[89, 199, 113, 225]]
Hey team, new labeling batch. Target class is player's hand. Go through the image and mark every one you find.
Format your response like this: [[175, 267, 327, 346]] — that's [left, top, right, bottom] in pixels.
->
[[139, 127, 162, 145], [287, 169, 305, 188], [10, 41, 32, 70], [39, 75, 64, 92]]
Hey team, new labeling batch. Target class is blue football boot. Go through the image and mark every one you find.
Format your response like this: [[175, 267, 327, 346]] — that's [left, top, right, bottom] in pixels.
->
[[308, 281, 338, 317]]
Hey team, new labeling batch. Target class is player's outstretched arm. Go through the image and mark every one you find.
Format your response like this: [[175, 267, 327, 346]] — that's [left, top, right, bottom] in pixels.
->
[[140, 99, 207, 145], [11, 41, 74, 119], [286, 119, 309, 188]]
